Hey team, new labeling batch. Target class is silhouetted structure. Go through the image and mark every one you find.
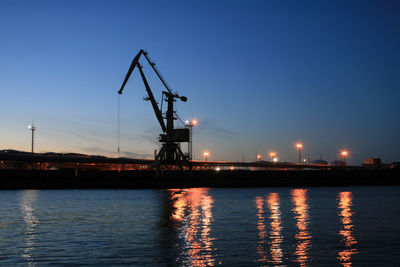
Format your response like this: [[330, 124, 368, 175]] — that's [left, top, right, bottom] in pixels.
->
[[28, 123, 36, 153], [118, 50, 189, 169]]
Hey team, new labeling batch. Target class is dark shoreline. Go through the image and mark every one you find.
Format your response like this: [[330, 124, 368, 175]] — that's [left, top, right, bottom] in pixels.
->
[[0, 169, 399, 189]]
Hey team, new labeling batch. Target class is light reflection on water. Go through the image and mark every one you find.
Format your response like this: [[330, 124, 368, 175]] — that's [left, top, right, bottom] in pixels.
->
[[267, 193, 283, 265], [255, 196, 268, 264], [255, 193, 283, 266], [0, 187, 395, 266], [168, 188, 215, 266], [255, 190, 359, 267], [20, 190, 39, 266], [291, 189, 311, 266], [338, 191, 358, 266]]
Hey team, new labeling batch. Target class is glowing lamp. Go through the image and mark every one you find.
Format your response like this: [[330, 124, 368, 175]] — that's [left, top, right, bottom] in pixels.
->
[[296, 143, 303, 149], [296, 143, 303, 164], [341, 150, 349, 165], [203, 151, 209, 162]]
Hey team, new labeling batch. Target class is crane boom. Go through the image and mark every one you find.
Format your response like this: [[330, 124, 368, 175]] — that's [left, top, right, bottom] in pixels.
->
[[117, 49, 166, 131], [118, 50, 144, 95], [137, 64, 167, 132]]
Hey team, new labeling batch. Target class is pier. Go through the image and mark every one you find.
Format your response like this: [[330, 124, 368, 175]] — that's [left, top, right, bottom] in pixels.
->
[[1, 151, 399, 189]]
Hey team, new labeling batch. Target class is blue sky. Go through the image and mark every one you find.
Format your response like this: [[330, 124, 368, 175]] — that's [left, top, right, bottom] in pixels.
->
[[0, 0, 399, 164]]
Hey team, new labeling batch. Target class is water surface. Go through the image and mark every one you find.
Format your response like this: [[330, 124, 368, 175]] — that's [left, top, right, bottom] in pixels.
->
[[0, 186, 399, 266]]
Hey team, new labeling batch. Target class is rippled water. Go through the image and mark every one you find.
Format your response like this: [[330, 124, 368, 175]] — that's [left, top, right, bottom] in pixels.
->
[[0, 186, 399, 266]]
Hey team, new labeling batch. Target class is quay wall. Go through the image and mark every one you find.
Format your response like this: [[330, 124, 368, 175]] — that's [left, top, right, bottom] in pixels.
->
[[0, 169, 399, 189]]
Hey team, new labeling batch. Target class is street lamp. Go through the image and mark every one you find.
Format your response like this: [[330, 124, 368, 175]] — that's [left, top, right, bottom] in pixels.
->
[[203, 151, 209, 162], [257, 154, 262, 161], [296, 143, 303, 164], [270, 152, 276, 162], [341, 150, 348, 165], [185, 119, 198, 160], [28, 123, 36, 154]]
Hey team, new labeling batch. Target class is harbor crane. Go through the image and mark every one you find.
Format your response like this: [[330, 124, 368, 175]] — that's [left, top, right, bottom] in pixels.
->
[[118, 50, 189, 168]]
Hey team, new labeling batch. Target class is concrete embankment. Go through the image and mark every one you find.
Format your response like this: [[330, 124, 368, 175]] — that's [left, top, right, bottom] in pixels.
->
[[0, 169, 399, 189]]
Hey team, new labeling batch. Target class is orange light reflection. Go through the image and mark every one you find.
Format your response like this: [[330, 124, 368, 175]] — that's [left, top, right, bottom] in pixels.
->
[[291, 189, 311, 266], [338, 192, 358, 266], [168, 188, 215, 267], [255, 196, 268, 265], [255, 193, 283, 266], [267, 193, 283, 265]]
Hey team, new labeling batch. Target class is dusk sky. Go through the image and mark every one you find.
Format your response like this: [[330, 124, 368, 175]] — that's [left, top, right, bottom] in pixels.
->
[[1, 0, 399, 164]]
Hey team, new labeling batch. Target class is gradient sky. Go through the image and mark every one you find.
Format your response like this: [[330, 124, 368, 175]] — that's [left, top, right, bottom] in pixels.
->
[[1, 0, 399, 164]]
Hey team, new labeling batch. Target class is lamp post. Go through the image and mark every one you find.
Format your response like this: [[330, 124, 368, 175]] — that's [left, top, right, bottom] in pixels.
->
[[341, 150, 348, 166], [185, 119, 197, 161], [28, 123, 36, 154], [296, 143, 303, 164], [270, 152, 276, 162], [257, 154, 261, 161], [203, 151, 209, 162]]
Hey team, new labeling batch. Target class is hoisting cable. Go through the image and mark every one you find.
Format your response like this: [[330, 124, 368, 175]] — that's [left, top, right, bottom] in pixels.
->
[[142, 51, 173, 94], [117, 94, 121, 157], [174, 111, 186, 127]]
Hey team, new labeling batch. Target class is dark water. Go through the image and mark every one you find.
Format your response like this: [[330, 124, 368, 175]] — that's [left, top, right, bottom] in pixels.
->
[[0, 186, 399, 266]]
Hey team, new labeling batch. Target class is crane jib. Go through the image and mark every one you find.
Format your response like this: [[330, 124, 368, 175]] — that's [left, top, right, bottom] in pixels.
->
[[118, 50, 143, 94]]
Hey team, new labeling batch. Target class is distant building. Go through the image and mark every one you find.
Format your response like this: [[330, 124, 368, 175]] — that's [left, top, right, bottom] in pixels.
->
[[363, 158, 382, 169], [390, 162, 400, 169], [364, 158, 381, 165]]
